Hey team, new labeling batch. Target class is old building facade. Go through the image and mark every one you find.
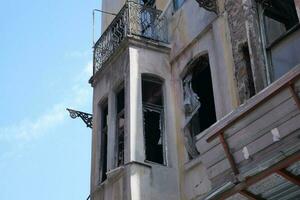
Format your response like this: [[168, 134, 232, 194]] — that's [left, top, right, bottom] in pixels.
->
[[89, 0, 300, 199]]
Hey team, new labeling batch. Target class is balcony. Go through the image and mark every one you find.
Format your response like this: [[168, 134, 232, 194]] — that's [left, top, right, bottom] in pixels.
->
[[193, 65, 300, 199], [93, 1, 168, 74]]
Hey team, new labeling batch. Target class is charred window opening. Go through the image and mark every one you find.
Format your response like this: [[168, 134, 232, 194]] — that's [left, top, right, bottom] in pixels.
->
[[142, 76, 165, 165], [116, 87, 125, 167], [262, 0, 299, 45], [187, 55, 216, 135], [242, 44, 256, 98], [100, 103, 108, 182], [183, 55, 216, 159]]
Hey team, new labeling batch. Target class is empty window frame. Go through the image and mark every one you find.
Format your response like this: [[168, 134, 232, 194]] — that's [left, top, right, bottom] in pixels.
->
[[100, 102, 108, 183], [142, 75, 165, 165], [183, 55, 217, 137], [259, 0, 300, 81], [115, 87, 125, 167]]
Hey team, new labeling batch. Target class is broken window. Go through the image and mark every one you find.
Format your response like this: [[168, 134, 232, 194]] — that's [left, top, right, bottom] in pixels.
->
[[116, 87, 125, 167], [183, 55, 216, 159], [100, 102, 108, 182], [259, 0, 300, 80], [142, 75, 165, 165]]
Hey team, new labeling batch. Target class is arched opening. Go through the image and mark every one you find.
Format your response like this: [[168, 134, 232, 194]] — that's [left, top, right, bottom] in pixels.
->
[[183, 54, 217, 158]]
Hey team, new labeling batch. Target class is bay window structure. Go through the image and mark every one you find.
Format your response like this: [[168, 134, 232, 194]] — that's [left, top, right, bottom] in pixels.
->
[[142, 75, 165, 165], [99, 102, 108, 183], [258, 0, 300, 81], [90, 1, 179, 199]]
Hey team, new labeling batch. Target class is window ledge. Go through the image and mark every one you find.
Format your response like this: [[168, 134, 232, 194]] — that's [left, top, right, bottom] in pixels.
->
[[144, 160, 169, 168], [106, 166, 125, 180], [125, 161, 152, 168]]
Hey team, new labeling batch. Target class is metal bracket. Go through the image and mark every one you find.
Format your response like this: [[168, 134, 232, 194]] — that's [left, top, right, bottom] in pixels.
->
[[66, 108, 93, 129]]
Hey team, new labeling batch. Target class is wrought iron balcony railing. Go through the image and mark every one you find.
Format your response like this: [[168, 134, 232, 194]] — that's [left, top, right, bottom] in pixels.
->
[[93, 1, 168, 74]]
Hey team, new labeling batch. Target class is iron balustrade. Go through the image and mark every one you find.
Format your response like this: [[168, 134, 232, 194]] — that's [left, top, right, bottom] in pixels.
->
[[93, 1, 168, 74]]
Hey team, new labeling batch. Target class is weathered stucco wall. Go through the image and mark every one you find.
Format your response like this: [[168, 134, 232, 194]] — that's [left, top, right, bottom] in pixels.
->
[[169, 0, 216, 59], [169, 0, 238, 118], [166, 1, 240, 199]]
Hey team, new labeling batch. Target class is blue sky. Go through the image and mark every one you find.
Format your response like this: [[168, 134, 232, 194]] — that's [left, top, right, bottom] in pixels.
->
[[0, 0, 102, 199]]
